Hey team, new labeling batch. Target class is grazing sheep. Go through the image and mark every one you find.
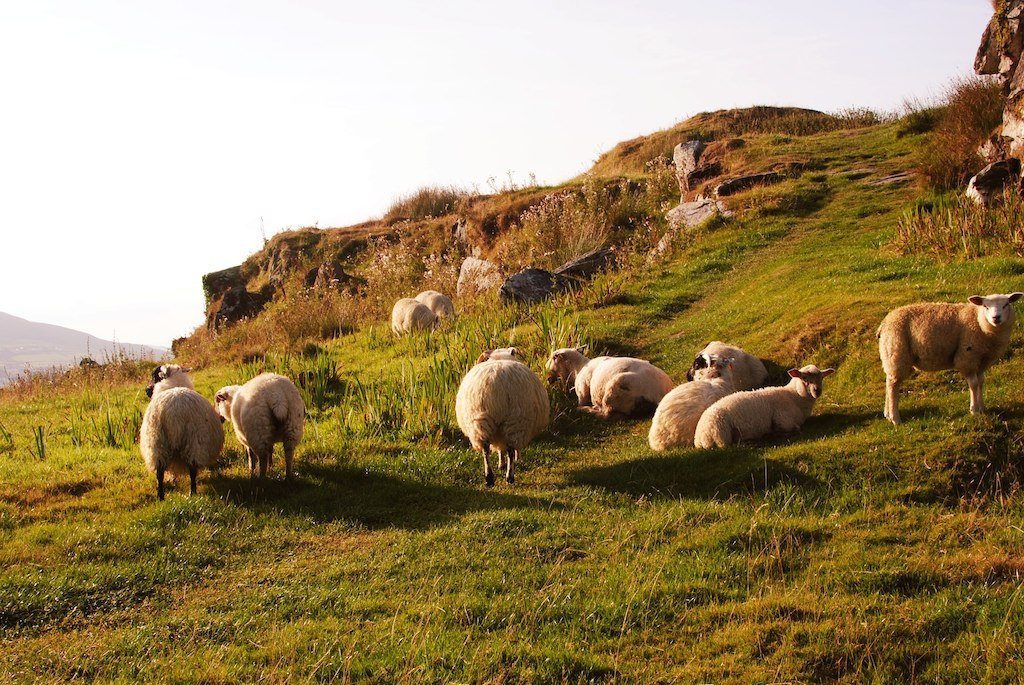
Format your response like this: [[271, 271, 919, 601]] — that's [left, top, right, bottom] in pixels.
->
[[391, 298, 438, 335], [477, 347, 526, 363], [140, 387, 224, 500], [215, 373, 305, 479], [146, 364, 194, 398], [415, 290, 455, 319], [544, 347, 609, 398], [455, 358, 549, 486], [649, 356, 736, 450], [694, 365, 835, 448], [878, 292, 1023, 424], [686, 341, 768, 391]]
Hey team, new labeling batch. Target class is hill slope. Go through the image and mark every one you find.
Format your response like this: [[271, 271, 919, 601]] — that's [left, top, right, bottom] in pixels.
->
[[1, 117, 1023, 682]]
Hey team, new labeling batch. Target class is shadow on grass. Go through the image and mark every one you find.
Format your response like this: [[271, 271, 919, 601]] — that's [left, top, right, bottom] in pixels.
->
[[207, 464, 557, 531]]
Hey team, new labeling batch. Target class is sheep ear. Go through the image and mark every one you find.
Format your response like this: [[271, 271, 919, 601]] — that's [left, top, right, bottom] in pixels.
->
[[787, 368, 802, 379], [821, 368, 836, 377], [181, 367, 192, 373], [1009, 292, 1024, 303], [969, 295, 985, 306], [576, 345, 588, 354], [476, 351, 491, 363], [214, 391, 228, 402]]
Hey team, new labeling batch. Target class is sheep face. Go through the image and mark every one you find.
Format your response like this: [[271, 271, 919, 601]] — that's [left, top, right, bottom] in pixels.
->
[[477, 347, 525, 364], [545, 347, 588, 384], [213, 386, 240, 424], [787, 365, 835, 399], [693, 355, 734, 384], [968, 293, 1023, 328], [146, 364, 191, 398]]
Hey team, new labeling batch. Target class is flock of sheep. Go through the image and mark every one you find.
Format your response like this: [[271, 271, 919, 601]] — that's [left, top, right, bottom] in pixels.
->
[[136, 289, 1022, 497]]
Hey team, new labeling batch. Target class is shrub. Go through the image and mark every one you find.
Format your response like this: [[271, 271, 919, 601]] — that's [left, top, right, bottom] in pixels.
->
[[383, 185, 472, 222], [893, 187, 1024, 259], [917, 76, 1005, 190]]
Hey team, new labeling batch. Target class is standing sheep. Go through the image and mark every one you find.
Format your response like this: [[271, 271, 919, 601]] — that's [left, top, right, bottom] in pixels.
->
[[215, 373, 306, 479], [878, 292, 1023, 424], [415, 290, 455, 320], [694, 365, 835, 448], [686, 341, 768, 390], [140, 387, 224, 500], [649, 356, 736, 450], [455, 358, 549, 486], [391, 298, 438, 335], [146, 364, 194, 398]]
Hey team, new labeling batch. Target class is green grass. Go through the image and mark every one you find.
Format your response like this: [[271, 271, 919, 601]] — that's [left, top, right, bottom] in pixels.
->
[[3, 121, 1024, 683]]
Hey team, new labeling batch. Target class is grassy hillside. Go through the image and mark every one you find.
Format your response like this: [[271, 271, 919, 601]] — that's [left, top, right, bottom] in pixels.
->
[[3, 117, 1024, 683]]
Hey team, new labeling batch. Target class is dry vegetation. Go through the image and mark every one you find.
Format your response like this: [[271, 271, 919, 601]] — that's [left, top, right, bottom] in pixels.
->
[[894, 187, 1024, 259]]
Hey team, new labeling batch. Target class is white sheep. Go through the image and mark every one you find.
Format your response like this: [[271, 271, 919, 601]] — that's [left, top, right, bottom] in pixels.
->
[[649, 355, 736, 450], [391, 298, 438, 335], [140, 387, 224, 500], [215, 373, 306, 479], [146, 364, 194, 398], [455, 358, 550, 486], [544, 346, 610, 401], [415, 290, 455, 319], [476, 347, 526, 363], [878, 292, 1023, 424], [686, 341, 768, 391], [694, 364, 835, 448], [545, 347, 672, 416]]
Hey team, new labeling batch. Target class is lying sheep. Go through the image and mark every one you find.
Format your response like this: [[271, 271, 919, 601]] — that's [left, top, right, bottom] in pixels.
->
[[694, 365, 834, 448], [545, 346, 610, 399], [878, 292, 1022, 424], [140, 387, 224, 500], [686, 341, 768, 391], [415, 290, 455, 319], [649, 355, 736, 450], [391, 298, 438, 335], [455, 357, 549, 486], [215, 373, 305, 479], [146, 364, 194, 398], [477, 347, 525, 363], [545, 347, 672, 416]]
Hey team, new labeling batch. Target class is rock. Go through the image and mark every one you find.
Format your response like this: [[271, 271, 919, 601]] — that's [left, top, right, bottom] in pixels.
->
[[205, 283, 273, 332], [673, 140, 706, 193], [713, 172, 783, 197], [457, 257, 504, 297], [966, 158, 1022, 206], [665, 197, 721, 229], [554, 248, 615, 281], [499, 268, 572, 305], [303, 260, 365, 293], [976, 2, 1024, 156], [869, 171, 914, 187]]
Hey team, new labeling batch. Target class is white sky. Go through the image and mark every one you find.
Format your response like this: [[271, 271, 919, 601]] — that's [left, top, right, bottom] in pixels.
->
[[0, 0, 993, 347]]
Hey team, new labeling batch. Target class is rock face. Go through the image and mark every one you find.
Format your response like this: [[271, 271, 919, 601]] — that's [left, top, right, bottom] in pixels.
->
[[673, 141, 707, 193], [203, 266, 274, 332], [457, 257, 504, 297], [303, 260, 365, 293], [665, 197, 722, 229], [976, 1, 1024, 156], [499, 268, 572, 305], [966, 158, 1022, 206], [713, 172, 783, 197], [554, 248, 614, 282]]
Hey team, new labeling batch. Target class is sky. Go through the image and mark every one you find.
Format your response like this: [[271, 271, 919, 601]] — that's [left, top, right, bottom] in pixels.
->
[[0, 0, 995, 347]]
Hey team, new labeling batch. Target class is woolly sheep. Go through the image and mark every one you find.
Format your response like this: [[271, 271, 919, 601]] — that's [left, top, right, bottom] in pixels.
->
[[694, 364, 835, 448], [215, 373, 306, 479], [649, 355, 736, 450], [415, 290, 455, 320], [146, 364, 194, 398], [455, 358, 550, 486], [544, 347, 610, 401], [686, 341, 768, 391], [391, 298, 438, 335], [476, 347, 526, 363], [140, 387, 224, 500], [878, 292, 1023, 424], [585, 357, 675, 418]]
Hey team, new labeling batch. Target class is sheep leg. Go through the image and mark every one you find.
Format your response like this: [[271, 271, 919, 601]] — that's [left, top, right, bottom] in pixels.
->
[[189, 466, 198, 496], [246, 448, 257, 478], [258, 451, 269, 478], [157, 466, 166, 501], [496, 450, 505, 471], [284, 443, 295, 480], [967, 373, 985, 414], [505, 448, 517, 485], [482, 446, 495, 488], [884, 375, 903, 425]]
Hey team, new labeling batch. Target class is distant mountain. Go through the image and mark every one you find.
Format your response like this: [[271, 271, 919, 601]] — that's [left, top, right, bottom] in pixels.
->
[[0, 312, 167, 386]]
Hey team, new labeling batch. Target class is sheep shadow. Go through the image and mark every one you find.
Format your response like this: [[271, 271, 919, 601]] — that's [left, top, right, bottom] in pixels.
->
[[206, 464, 556, 531]]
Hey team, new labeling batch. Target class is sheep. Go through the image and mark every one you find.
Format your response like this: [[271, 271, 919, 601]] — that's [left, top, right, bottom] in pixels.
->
[[140, 387, 224, 500], [476, 347, 526, 363], [455, 358, 550, 486], [215, 373, 306, 479], [545, 347, 672, 416], [649, 355, 736, 450], [544, 347, 610, 399], [878, 292, 1023, 424], [686, 341, 768, 391], [391, 298, 438, 335], [694, 364, 835, 448], [415, 290, 455, 320], [146, 364, 194, 398]]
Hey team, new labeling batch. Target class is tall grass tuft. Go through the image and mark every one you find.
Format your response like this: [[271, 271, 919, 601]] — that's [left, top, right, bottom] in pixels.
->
[[30, 427, 46, 460], [0, 420, 13, 454], [893, 188, 1024, 259], [384, 185, 473, 222]]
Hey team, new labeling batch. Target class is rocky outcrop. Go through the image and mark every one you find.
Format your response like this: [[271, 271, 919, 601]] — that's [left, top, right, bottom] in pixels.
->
[[203, 266, 273, 332], [554, 248, 614, 282], [673, 141, 707, 193], [499, 268, 572, 305], [976, 1, 1024, 156], [713, 172, 783, 197], [966, 158, 1022, 205], [665, 197, 722, 229], [457, 257, 504, 297], [303, 260, 365, 293]]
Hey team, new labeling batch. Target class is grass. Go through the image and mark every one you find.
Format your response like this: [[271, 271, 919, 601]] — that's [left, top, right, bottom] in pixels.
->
[[3, 119, 1024, 682], [894, 187, 1024, 259]]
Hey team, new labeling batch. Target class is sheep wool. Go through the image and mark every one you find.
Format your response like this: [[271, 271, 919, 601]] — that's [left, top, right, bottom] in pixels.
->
[[140, 387, 224, 500], [649, 356, 736, 450], [878, 293, 1022, 424], [391, 298, 438, 335], [694, 364, 834, 448], [455, 359, 549, 486], [415, 290, 455, 319], [584, 357, 674, 418], [146, 364, 194, 399], [215, 373, 305, 479], [477, 347, 525, 363], [686, 341, 768, 391]]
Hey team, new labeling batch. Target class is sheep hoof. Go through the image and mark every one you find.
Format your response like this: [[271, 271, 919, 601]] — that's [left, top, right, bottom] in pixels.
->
[[506, 474, 514, 485], [485, 473, 495, 488]]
